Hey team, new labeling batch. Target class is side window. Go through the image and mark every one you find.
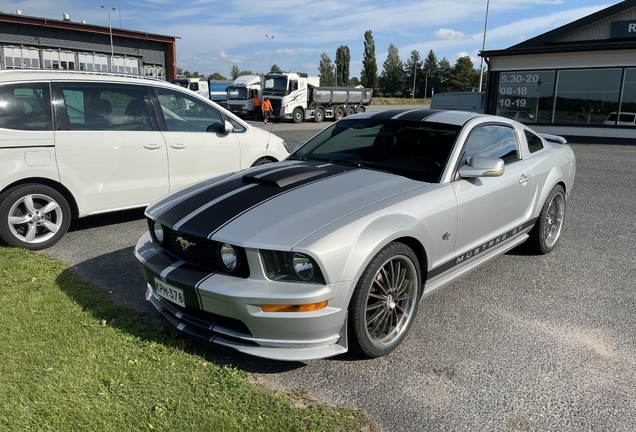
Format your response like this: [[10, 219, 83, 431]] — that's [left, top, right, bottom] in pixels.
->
[[524, 130, 544, 153], [60, 82, 152, 131], [154, 87, 223, 132], [0, 83, 52, 131], [463, 125, 520, 164], [289, 80, 298, 92]]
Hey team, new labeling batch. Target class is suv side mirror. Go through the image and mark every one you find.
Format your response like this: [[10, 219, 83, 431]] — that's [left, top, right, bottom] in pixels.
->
[[207, 120, 234, 134], [459, 156, 505, 178]]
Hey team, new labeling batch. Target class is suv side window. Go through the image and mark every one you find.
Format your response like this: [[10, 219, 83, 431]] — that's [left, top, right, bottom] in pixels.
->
[[153, 87, 223, 132], [59, 82, 152, 131], [524, 129, 544, 153], [0, 82, 52, 131], [463, 124, 520, 164]]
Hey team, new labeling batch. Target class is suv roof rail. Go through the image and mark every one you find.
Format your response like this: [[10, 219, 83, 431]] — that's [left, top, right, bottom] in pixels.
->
[[0, 69, 166, 82]]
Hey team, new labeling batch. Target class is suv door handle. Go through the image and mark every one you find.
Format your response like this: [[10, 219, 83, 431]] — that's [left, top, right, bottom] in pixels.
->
[[143, 143, 162, 150], [519, 174, 531, 185], [170, 143, 187, 149]]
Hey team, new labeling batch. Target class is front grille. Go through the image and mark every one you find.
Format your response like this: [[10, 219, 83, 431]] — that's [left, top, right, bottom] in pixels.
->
[[270, 98, 282, 116], [157, 223, 249, 278]]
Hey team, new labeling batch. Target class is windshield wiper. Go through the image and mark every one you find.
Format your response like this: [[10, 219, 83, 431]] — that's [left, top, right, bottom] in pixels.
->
[[326, 160, 388, 173]]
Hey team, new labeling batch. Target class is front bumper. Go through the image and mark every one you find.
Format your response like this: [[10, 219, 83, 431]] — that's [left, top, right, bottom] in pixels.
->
[[134, 232, 351, 361]]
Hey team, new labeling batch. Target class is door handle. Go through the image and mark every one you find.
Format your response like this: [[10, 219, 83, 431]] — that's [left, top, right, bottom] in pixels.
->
[[170, 143, 187, 149], [519, 174, 531, 185], [143, 143, 162, 150]]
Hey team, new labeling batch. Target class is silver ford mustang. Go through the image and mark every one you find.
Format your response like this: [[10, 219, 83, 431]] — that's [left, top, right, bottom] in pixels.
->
[[134, 109, 575, 361]]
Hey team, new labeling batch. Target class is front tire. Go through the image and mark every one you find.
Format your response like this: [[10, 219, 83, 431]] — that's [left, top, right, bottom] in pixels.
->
[[0, 184, 71, 250], [313, 107, 325, 123], [292, 108, 304, 124], [526, 185, 565, 254], [348, 242, 421, 358]]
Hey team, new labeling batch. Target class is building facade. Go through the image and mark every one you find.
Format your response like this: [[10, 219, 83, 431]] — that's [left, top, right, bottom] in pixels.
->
[[482, 0, 636, 142], [0, 11, 177, 81]]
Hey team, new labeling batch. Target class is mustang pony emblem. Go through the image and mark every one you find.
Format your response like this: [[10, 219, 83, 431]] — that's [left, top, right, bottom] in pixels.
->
[[176, 236, 196, 251]]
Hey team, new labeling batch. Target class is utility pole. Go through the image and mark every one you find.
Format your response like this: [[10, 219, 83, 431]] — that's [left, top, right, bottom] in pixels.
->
[[265, 35, 274, 71], [479, 0, 490, 92], [101, 6, 116, 71]]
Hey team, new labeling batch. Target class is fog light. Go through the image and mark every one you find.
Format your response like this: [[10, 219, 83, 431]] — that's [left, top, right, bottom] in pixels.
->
[[218, 243, 238, 272], [153, 221, 164, 244], [261, 301, 328, 313]]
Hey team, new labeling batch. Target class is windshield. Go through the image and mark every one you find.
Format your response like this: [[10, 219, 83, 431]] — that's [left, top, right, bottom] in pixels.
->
[[291, 118, 459, 183], [171, 80, 189, 88], [263, 76, 287, 92], [227, 87, 248, 100]]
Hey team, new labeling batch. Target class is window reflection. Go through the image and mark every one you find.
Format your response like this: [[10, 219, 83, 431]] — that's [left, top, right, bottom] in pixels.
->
[[553, 69, 621, 125]]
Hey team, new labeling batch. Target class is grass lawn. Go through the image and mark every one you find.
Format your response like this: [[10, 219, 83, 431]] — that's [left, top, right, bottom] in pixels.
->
[[0, 247, 377, 431], [370, 97, 430, 105]]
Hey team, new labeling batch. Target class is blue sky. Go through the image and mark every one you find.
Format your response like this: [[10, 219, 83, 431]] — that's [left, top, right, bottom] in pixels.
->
[[1, 0, 618, 78]]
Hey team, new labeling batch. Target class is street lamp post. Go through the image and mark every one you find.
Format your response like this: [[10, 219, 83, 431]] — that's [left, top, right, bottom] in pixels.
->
[[101, 6, 116, 71], [265, 34, 274, 71], [478, 0, 490, 93], [412, 63, 416, 99]]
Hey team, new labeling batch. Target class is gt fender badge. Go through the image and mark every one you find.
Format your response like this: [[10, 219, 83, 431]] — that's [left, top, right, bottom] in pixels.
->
[[442, 232, 451, 240], [176, 236, 196, 251]]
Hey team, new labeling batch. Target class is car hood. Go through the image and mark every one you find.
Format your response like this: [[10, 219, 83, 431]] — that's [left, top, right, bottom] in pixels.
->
[[147, 160, 428, 249]]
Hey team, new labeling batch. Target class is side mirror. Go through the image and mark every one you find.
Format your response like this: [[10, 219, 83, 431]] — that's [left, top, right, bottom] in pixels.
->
[[206, 120, 234, 134], [459, 156, 505, 178]]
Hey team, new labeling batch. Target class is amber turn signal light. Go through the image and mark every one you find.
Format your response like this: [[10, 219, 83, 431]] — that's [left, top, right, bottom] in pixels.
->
[[261, 300, 328, 313]]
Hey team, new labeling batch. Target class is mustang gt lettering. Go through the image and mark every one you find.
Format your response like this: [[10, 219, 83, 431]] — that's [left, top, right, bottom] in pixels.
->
[[135, 108, 576, 361]]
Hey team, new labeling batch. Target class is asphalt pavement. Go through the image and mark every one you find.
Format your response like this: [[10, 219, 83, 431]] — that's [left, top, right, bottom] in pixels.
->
[[39, 110, 636, 431]]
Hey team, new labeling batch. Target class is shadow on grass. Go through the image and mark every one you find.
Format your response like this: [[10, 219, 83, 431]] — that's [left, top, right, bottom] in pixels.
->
[[55, 248, 317, 375]]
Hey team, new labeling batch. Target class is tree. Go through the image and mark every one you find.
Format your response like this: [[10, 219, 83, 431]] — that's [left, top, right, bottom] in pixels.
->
[[239, 70, 254, 76], [379, 44, 404, 97], [349, 77, 360, 86], [209, 72, 227, 80], [437, 58, 452, 94], [176, 67, 184, 77], [422, 50, 439, 98], [448, 56, 479, 92], [403, 50, 422, 97], [230, 65, 240, 80], [335, 45, 350, 86], [361, 30, 378, 90], [317, 53, 336, 86], [270, 64, 282, 73]]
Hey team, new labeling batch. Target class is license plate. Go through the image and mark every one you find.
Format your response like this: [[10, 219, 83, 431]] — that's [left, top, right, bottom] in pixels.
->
[[153, 278, 186, 307]]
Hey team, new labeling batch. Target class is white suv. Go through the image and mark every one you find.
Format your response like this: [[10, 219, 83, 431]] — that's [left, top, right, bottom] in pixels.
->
[[0, 70, 290, 250]]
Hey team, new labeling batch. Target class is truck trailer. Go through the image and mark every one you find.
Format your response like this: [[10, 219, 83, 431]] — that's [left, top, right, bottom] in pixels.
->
[[170, 77, 231, 106], [262, 71, 373, 123]]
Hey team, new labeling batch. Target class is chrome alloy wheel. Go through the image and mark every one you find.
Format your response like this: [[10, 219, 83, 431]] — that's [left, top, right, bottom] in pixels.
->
[[365, 255, 418, 349], [543, 192, 565, 249], [8, 193, 64, 244]]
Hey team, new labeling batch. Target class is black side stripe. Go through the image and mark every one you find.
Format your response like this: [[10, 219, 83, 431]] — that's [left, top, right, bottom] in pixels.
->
[[426, 218, 538, 280]]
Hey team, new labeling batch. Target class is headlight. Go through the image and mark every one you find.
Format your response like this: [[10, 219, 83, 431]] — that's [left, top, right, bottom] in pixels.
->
[[218, 243, 238, 272], [292, 253, 314, 280], [152, 221, 164, 244], [260, 250, 325, 284]]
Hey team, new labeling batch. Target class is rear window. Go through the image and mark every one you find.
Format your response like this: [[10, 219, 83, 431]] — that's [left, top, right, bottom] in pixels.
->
[[524, 130, 544, 154], [0, 83, 52, 131]]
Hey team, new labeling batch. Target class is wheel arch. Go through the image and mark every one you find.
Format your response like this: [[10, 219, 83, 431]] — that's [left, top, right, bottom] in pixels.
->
[[1, 177, 79, 219]]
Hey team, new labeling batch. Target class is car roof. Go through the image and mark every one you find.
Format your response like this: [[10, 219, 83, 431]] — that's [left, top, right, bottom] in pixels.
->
[[0, 69, 168, 85], [352, 108, 486, 126]]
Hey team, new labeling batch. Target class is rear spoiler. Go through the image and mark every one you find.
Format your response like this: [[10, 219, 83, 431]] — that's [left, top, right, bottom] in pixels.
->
[[539, 133, 567, 144]]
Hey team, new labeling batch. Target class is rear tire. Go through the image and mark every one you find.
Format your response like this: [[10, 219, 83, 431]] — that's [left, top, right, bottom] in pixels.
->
[[292, 108, 304, 123], [348, 242, 421, 358], [313, 107, 325, 123], [526, 185, 565, 254], [356, 106, 366, 114], [0, 184, 71, 250], [334, 106, 345, 121], [346, 106, 356, 116]]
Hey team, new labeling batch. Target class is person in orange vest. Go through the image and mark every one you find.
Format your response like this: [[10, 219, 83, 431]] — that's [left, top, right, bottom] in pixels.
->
[[253, 94, 262, 120], [262, 97, 273, 124]]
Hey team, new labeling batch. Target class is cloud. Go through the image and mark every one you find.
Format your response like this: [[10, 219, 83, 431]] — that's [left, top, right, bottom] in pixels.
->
[[434, 29, 472, 40]]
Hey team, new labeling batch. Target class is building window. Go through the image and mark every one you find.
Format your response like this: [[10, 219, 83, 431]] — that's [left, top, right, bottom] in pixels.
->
[[2, 46, 41, 69], [496, 70, 555, 124], [42, 50, 77, 71], [552, 69, 622, 125], [144, 64, 164, 79]]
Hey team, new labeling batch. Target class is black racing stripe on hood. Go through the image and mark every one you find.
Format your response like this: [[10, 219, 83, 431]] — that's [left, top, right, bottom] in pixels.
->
[[174, 163, 357, 236], [367, 109, 413, 120], [159, 178, 250, 227]]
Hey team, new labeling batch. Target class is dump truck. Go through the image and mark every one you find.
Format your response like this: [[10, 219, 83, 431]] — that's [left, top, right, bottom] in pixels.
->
[[226, 75, 262, 118], [262, 71, 373, 123]]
